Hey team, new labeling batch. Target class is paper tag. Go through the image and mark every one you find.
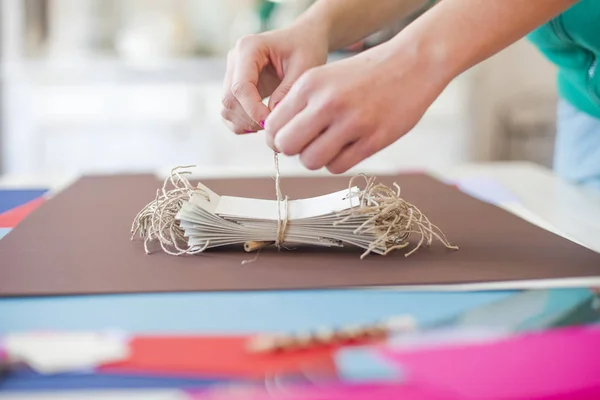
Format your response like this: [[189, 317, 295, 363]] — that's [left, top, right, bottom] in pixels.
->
[[215, 187, 361, 220], [175, 183, 221, 220]]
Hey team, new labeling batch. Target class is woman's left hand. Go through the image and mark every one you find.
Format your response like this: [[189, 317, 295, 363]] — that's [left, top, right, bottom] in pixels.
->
[[264, 40, 453, 174]]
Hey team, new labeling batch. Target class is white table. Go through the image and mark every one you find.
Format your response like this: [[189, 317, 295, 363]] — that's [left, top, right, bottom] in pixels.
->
[[434, 162, 600, 254]]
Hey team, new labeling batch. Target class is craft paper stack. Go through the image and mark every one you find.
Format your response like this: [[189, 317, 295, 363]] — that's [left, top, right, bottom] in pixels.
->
[[4, 326, 600, 399], [176, 183, 363, 250], [175, 181, 417, 255]]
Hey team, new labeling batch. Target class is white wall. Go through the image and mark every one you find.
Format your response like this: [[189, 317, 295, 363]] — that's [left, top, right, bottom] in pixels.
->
[[2, 0, 561, 176], [468, 39, 558, 162]]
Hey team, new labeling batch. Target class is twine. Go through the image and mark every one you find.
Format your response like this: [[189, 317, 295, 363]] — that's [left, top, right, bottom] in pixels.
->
[[335, 175, 458, 259], [131, 160, 458, 258], [274, 153, 289, 249], [130, 165, 207, 255]]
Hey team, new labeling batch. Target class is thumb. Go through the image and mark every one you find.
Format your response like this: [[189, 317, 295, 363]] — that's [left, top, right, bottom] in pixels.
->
[[268, 65, 306, 110]]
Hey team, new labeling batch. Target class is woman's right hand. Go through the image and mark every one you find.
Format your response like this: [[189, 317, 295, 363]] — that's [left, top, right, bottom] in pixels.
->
[[220, 24, 329, 135]]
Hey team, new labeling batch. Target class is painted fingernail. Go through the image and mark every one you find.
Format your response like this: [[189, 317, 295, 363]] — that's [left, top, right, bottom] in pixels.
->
[[260, 120, 265, 128], [244, 129, 256, 133]]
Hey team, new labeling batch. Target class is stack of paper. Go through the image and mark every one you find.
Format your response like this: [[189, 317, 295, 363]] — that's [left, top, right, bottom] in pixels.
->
[[175, 182, 394, 255]]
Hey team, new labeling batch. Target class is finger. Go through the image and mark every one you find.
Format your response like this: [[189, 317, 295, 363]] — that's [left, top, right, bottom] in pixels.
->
[[222, 119, 260, 135], [264, 92, 309, 150], [222, 51, 234, 94], [298, 123, 360, 171], [265, 134, 280, 153], [326, 137, 381, 174], [221, 108, 262, 134], [231, 103, 263, 132], [221, 51, 238, 111], [265, 99, 307, 148], [222, 118, 240, 134], [268, 63, 307, 111], [231, 48, 271, 127], [222, 51, 263, 133], [270, 104, 330, 156]]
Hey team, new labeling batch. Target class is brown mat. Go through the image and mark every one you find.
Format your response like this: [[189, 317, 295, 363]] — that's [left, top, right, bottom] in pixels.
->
[[1, 173, 599, 297]]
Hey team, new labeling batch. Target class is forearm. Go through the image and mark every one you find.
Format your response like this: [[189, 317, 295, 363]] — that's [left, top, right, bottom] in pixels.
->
[[294, 0, 431, 52], [387, 0, 578, 84]]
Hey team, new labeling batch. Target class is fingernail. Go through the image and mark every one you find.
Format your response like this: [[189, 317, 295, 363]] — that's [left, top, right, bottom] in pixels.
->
[[244, 129, 256, 133], [260, 120, 265, 128]]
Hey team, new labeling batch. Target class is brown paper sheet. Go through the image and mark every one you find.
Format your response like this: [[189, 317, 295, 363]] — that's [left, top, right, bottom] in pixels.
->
[[1, 173, 599, 297]]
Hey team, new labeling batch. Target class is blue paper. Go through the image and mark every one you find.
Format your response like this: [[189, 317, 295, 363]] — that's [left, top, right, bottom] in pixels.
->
[[0, 290, 513, 334], [0, 189, 47, 214], [0, 370, 224, 392], [335, 348, 401, 383], [0, 228, 9, 240]]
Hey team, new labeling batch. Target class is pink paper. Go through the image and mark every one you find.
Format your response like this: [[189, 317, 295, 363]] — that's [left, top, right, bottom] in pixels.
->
[[191, 382, 459, 400], [380, 326, 600, 400]]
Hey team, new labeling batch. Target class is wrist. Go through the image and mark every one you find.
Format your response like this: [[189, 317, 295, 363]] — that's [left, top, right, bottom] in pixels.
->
[[291, 9, 334, 52], [296, 3, 364, 53], [386, 28, 460, 91]]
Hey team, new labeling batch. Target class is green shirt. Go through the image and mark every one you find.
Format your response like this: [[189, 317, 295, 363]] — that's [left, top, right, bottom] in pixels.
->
[[527, 0, 600, 118]]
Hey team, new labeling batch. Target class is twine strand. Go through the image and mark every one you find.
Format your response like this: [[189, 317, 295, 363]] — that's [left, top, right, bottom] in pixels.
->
[[274, 152, 289, 249], [334, 175, 458, 259], [130, 165, 209, 255]]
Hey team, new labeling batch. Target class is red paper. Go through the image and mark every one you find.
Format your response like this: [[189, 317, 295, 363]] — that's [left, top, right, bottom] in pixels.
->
[[380, 326, 600, 399], [100, 335, 338, 379], [0, 197, 45, 228]]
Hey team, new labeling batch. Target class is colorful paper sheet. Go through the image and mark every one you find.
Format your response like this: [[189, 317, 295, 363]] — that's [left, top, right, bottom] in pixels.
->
[[379, 326, 600, 399], [0, 197, 45, 228], [0, 189, 47, 214], [100, 336, 337, 379], [4, 331, 128, 374], [191, 382, 459, 400], [0, 370, 220, 392], [192, 378, 600, 400]]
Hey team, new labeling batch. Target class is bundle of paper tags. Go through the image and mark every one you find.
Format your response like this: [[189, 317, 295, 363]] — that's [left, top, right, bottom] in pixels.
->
[[176, 182, 375, 251], [134, 169, 458, 258]]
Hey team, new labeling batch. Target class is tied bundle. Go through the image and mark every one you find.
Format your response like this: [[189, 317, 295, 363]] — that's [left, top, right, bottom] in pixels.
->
[[131, 157, 458, 259]]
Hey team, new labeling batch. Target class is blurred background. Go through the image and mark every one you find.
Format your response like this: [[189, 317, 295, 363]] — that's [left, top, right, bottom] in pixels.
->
[[0, 0, 559, 178]]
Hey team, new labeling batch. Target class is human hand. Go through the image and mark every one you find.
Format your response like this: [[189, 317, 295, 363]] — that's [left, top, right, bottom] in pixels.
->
[[221, 24, 329, 134], [264, 40, 453, 173]]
